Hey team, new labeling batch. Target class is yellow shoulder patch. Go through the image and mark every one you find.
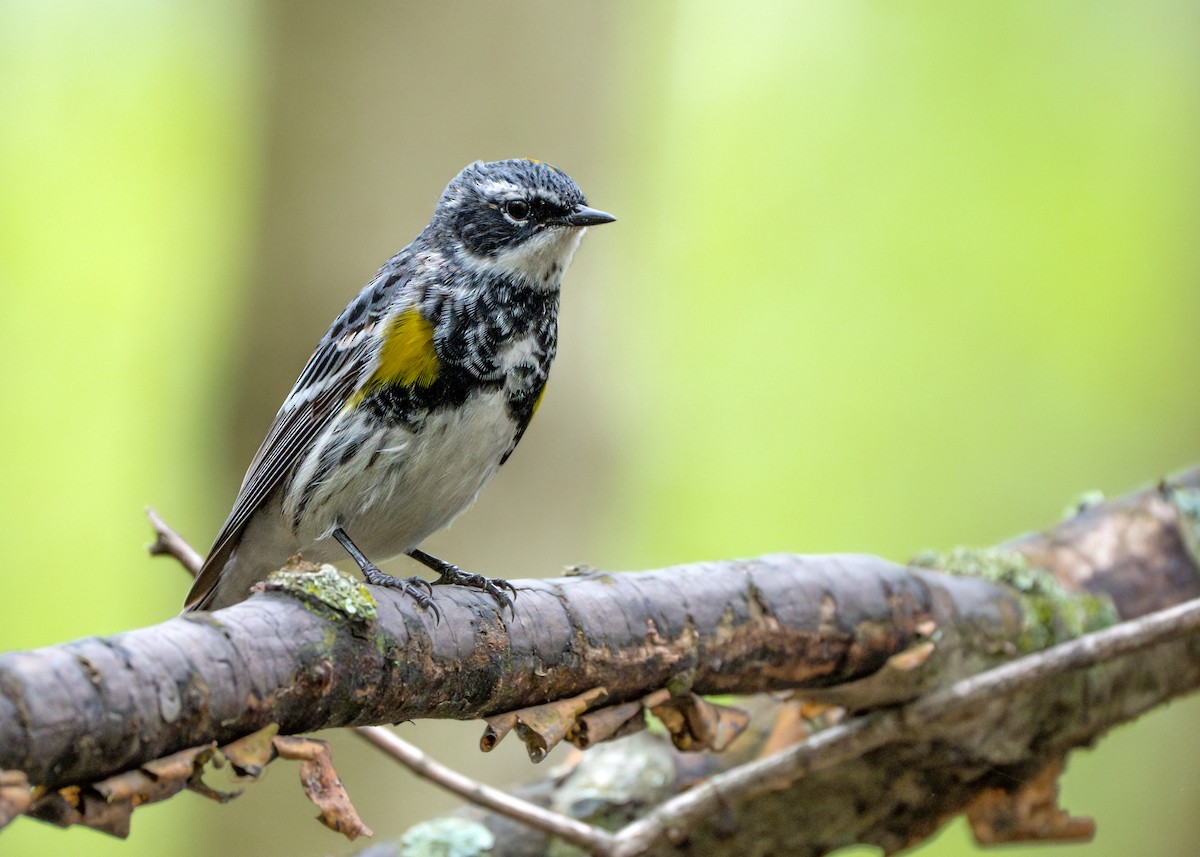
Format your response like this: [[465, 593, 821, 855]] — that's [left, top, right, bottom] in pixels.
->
[[375, 307, 439, 387], [348, 307, 439, 409]]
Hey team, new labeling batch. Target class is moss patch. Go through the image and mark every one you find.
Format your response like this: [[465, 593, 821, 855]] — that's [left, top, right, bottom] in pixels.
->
[[1168, 484, 1200, 566], [911, 548, 1117, 653], [264, 565, 377, 622]]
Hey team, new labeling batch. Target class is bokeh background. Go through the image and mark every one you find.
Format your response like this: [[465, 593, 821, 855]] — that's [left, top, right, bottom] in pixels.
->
[[2, 2, 1198, 855]]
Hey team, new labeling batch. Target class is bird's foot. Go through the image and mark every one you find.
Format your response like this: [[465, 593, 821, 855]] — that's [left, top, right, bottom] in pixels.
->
[[333, 526, 441, 619], [407, 548, 516, 615], [434, 565, 516, 614], [362, 564, 440, 621]]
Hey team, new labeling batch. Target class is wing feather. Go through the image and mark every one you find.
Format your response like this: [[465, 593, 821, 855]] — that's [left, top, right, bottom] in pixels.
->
[[184, 266, 405, 610]]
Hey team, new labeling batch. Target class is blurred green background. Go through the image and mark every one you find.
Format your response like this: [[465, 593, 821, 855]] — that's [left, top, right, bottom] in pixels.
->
[[1, 1, 1197, 855]]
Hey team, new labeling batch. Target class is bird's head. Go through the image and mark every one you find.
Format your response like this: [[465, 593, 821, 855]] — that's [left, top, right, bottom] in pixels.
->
[[434, 159, 615, 289]]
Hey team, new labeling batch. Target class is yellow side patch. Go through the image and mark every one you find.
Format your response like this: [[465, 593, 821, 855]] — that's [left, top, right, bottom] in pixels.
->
[[530, 384, 548, 419], [348, 307, 439, 409]]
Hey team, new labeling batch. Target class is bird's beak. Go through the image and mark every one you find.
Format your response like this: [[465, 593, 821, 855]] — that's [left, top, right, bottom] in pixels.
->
[[564, 205, 617, 227]]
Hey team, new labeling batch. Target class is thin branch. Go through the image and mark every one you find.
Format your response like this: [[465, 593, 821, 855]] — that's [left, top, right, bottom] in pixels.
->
[[607, 593, 1200, 855], [909, 593, 1200, 717], [353, 726, 617, 855], [145, 506, 202, 577]]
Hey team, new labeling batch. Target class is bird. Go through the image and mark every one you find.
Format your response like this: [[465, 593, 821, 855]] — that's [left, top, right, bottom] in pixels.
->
[[183, 159, 614, 612]]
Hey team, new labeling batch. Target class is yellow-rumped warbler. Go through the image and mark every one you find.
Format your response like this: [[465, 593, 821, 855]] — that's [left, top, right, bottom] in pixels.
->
[[184, 159, 614, 612]]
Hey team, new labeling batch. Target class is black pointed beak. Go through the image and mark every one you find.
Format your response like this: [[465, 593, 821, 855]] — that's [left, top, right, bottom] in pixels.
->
[[565, 204, 617, 227]]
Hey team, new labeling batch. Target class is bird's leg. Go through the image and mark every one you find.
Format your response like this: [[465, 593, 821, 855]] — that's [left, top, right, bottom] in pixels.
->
[[406, 547, 515, 614], [332, 527, 437, 614]]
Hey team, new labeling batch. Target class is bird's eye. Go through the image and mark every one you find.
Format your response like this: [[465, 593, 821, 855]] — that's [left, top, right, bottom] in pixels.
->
[[502, 199, 531, 223]]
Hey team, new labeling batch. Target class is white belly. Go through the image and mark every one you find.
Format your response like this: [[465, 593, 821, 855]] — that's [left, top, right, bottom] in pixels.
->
[[289, 391, 517, 562]]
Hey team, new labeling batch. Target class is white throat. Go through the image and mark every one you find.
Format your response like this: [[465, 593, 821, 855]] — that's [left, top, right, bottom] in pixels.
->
[[462, 227, 586, 290]]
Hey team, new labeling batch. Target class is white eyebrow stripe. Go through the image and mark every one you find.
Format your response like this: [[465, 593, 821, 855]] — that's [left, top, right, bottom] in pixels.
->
[[478, 179, 523, 197], [476, 179, 567, 209]]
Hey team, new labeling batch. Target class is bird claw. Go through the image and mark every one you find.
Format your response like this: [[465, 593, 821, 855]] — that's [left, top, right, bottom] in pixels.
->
[[408, 575, 435, 597], [433, 565, 516, 616], [363, 565, 442, 622]]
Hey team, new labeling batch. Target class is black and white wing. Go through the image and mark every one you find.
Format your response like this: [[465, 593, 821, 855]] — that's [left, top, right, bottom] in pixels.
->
[[183, 267, 402, 610]]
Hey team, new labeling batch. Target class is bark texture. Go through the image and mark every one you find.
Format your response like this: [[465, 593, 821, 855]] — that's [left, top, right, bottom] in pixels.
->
[[422, 468, 1200, 856], [1, 468, 1197, 856], [2, 555, 1019, 789]]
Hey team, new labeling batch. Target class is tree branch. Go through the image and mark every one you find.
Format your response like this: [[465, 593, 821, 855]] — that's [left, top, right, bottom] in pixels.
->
[[1, 467, 1197, 854], [392, 469, 1200, 855], [354, 725, 617, 854], [603, 593, 1200, 857], [0, 553, 1030, 789]]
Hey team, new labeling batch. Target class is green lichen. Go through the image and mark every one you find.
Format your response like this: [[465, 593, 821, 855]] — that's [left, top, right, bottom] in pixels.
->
[[548, 732, 676, 855], [1168, 485, 1200, 565], [1172, 485, 1200, 522], [664, 671, 695, 697], [1063, 488, 1105, 519], [264, 565, 377, 622], [398, 817, 494, 857], [911, 547, 1117, 653]]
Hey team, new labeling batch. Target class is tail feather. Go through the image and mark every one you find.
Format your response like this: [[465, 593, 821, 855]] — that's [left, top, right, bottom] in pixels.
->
[[183, 503, 301, 612], [183, 539, 238, 612]]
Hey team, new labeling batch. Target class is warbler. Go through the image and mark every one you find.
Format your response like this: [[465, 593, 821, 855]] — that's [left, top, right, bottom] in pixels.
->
[[184, 159, 614, 612]]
